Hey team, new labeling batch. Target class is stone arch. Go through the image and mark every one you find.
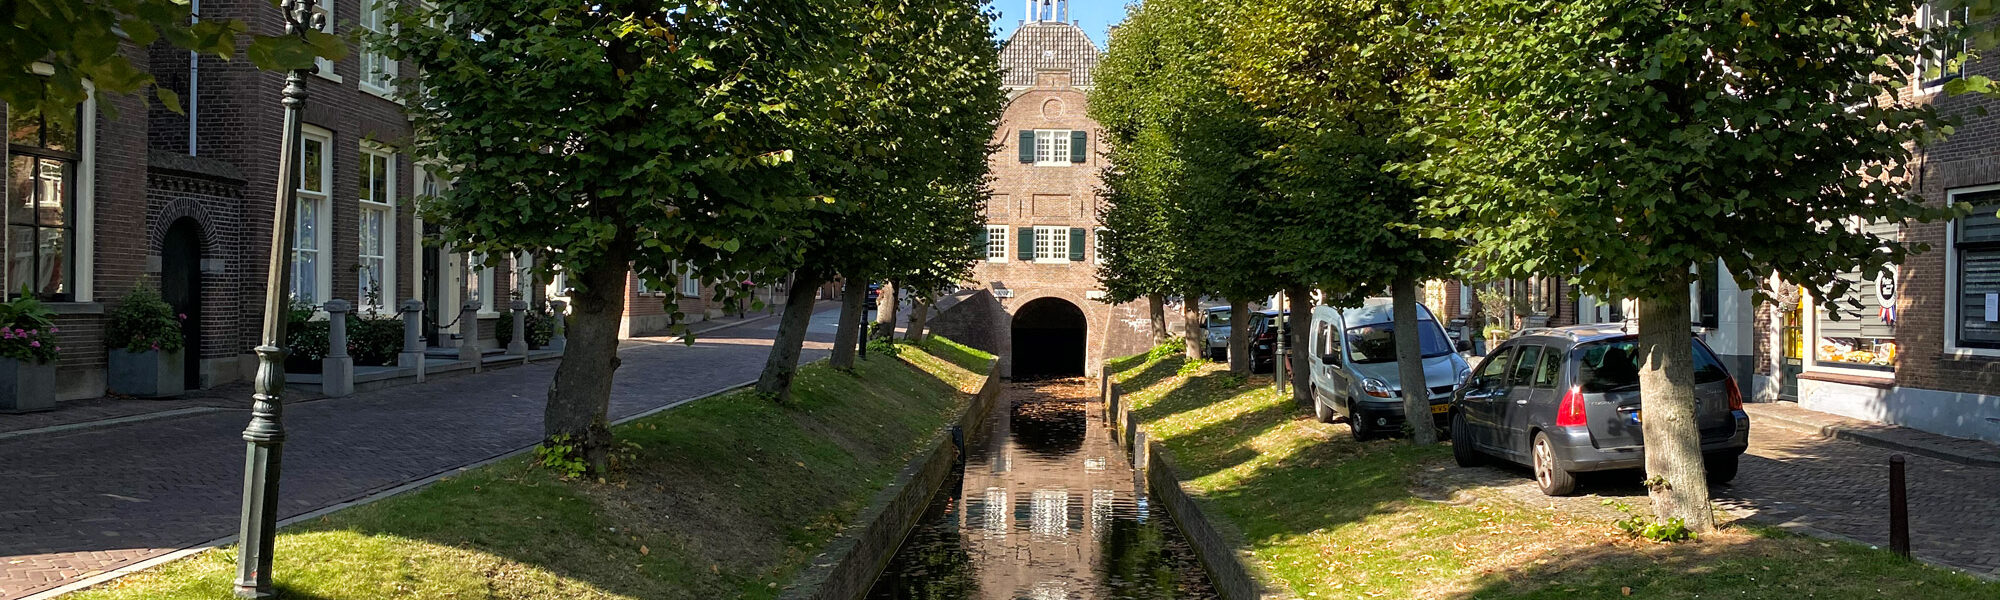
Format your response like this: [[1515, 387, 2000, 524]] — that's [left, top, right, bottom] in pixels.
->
[[1008, 293, 1091, 379], [149, 196, 221, 256]]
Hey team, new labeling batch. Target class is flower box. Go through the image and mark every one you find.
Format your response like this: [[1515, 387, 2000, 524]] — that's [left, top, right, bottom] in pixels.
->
[[0, 357, 56, 413], [109, 349, 185, 398]]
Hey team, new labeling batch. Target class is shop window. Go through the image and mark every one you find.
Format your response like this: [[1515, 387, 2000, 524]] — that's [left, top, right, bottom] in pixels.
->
[[1812, 222, 1899, 372]]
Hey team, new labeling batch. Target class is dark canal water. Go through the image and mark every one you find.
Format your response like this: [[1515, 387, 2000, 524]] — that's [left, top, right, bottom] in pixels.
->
[[864, 378, 1217, 600]]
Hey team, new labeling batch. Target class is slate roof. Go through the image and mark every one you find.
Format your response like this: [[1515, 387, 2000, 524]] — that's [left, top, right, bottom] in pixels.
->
[[999, 21, 1101, 88]]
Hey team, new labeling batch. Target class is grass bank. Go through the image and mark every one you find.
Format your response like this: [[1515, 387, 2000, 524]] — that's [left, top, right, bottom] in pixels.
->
[[1112, 349, 1998, 600], [77, 344, 987, 600], [915, 334, 994, 373]]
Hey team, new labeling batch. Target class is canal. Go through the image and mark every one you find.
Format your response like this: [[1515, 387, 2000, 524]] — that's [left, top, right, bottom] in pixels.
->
[[864, 377, 1217, 600]]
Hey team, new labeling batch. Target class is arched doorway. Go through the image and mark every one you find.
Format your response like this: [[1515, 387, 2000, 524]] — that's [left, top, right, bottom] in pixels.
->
[[160, 218, 203, 390], [1011, 297, 1086, 379]]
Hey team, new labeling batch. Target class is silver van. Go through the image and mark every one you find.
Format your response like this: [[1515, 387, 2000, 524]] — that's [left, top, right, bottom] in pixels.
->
[[1306, 300, 1471, 440]]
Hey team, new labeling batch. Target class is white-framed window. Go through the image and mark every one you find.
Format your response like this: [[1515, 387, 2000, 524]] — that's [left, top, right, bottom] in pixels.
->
[[357, 144, 396, 311], [358, 0, 397, 94], [1918, 3, 1967, 92], [469, 252, 497, 315], [1805, 221, 1901, 377], [634, 270, 656, 295], [291, 125, 334, 306], [311, 1, 340, 82], [4, 74, 96, 302], [1033, 130, 1071, 166], [513, 250, 534, 297], [985, 225, 1008, 262], [682, 266, 701, 297], [1945, 186, 2000, 357], [1033, 225, 1068, 264], [1094, 227, 1107, 263]]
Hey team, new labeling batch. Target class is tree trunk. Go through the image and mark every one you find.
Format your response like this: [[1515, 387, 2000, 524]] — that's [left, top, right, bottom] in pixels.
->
[[1285, 286, 1313, 408], [1391, 277, 1439, 445], [544, 251, 630, 476], [1182, 294, 1204, 360], [1638, 294, 1715, 530], [1227, 297, 1251, 375], [873, 280, 898, 340], [756, 270, 823, 402], [905, 294, 931, 342], [1147, 293, 1168, 343], [830, 278, 867, 370]]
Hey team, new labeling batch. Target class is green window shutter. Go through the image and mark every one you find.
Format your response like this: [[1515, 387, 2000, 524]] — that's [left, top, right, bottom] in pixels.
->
[[1019, 130, 1035, 163], [1069, 228, 1086, 261], [1018, 227, 1034, 260], [975, 228, 989, 256], [1070, 130, 1087, 163]]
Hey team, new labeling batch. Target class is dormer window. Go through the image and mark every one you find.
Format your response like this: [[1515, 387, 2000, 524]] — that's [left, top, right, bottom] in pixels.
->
[[1019, 129, 1087, 166]]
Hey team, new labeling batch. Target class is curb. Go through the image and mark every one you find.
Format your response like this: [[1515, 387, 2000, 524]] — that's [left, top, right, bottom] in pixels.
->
[[1725, 509, 2000, 583], [0, 407, 232, 443], [1749, 407, 2000, 469], [23, 379, 761, 600]]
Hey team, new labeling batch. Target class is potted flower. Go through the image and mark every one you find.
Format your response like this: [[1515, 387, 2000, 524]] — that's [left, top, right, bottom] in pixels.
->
[[0, 287, 61, 412], [106, 284, 186, 398]]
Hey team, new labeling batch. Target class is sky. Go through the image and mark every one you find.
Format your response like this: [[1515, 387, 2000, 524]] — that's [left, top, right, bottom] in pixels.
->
[[985, 0, 1128, 48]]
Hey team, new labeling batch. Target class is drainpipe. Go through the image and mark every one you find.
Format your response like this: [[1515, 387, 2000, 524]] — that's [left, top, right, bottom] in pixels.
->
[[187, 0, 199, 155]]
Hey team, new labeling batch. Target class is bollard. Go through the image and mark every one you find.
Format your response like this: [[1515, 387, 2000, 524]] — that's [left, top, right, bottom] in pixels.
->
[[321, 299, 354, 397], [507, 299, 530, 358], [1133, 430, 1149, 486], [398, 299, 425, 381], [459, 300, 482, 371], [1890, 454, 1910, 558], [547, 300, 568, 352]]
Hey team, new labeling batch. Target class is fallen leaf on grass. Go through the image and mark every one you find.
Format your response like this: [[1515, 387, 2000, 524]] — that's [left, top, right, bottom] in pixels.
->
[[640, 545, 650, 555], [1622, 586, 1633, 596]]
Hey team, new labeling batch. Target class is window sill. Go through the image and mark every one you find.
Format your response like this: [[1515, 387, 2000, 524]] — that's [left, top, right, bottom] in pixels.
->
[[314, 70, 343, 84], [360, 83, 398, 101], [1034, 259, 1071, 265], [986, 258, 1009, 264], [1032, 162, 1073, 167], [1944, 347, 2000, 360], [46, 302, 105, 316], [1797, 370, 1896, 389]]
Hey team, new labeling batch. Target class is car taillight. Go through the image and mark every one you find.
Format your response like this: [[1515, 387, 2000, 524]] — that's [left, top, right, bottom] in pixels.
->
[[1726, 377, 1744, 411], [1556, 386, 1587, 428]]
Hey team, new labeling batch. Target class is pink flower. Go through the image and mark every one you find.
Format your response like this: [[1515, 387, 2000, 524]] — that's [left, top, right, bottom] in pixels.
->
[[47, 326, 57, 333], [28, 329, 37, 336], [177, 313, 187, 320], [52, 346, 59, 352], [29, 341, 40, 348], [151, 342, 160, 351]]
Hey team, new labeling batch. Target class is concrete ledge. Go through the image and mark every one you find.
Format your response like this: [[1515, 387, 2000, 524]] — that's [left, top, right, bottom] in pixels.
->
[[780, 358, 1001, 600], [1110, 381, 1296, 600], [1747, 402, 2000, 468]]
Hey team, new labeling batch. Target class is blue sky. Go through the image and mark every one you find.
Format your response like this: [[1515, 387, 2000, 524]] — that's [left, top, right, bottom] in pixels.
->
[[986, 0, 1128, 48]]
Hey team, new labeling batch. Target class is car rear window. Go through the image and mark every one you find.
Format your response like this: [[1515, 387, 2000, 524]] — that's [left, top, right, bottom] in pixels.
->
[[1206, 312, 1230, 327], [1577, 339, 1730, 393]]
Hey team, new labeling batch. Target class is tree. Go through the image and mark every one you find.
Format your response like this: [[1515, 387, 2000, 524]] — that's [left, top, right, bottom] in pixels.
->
[[382, 0, 850, 473], [4, 0, 344, 119], [1216, 0, 1459, 435], [1415, 0, 1981, 529], [752, 0, 1002, 395]]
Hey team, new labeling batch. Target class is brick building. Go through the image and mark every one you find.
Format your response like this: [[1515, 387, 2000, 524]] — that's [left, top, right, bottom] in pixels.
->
[[929, 2, 1155, 378], [1757, 6, 2000, 444], [3, 1, 772, 405]]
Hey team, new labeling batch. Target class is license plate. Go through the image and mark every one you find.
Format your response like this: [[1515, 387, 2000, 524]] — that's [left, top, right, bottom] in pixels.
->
[[1431, 404, 1449, 414], [1629, 410, 1642, 425]]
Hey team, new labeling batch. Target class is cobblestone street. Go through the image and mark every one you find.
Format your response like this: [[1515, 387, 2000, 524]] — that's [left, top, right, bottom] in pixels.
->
[[0, 310, 839, 599]]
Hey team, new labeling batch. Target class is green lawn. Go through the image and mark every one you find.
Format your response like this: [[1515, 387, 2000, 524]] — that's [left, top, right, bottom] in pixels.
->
[[916, 334, 994, 373], [1112, 348, 2000, 600], [77, 345, 986, 600]]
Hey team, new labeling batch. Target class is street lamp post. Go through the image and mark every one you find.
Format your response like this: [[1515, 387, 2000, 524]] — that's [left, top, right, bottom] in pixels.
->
[[859, 295, 874, 360], [235, 1, 316, 596], [1275, 292, 1288, 397]]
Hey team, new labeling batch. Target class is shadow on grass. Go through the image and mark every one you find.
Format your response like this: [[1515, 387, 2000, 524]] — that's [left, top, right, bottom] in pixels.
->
[[80, 349, 984, 600], [1116, 354, 1188, 396]]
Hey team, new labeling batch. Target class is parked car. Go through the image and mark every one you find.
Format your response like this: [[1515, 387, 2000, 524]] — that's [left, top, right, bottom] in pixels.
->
[[1202, 305, 1231, 360], [1247, 309, 1291, 372], [1448, 324, 1750, 496], [1305, 300, 1471, 441]]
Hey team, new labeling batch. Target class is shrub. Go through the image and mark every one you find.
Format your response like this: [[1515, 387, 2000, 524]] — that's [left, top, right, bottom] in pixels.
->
[[495, 305, 556, 349], [348, 313, 405, 366], [107, 285, 185, 354], [283, 301, 410, 372], [0, 287, 60, 364]]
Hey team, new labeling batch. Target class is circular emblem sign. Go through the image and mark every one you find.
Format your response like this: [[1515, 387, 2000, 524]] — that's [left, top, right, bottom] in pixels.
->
[[1876, 270, 1897, 307]]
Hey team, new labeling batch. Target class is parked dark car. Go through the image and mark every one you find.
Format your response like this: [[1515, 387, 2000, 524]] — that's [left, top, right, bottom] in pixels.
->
[[1247, 309, 1291, 373], [1447, 324, 1750, 496]]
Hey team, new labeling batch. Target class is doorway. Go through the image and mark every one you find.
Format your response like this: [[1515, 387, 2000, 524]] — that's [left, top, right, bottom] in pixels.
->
[[160, 218, 203, 390], [1010, 297, 1087, 379]]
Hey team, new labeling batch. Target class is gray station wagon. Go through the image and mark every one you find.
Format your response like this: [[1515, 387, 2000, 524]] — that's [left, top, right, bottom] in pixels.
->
[[1448, 324, 1750, 496]]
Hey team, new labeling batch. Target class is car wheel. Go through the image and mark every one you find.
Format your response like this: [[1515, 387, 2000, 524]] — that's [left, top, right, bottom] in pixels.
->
[[1347, 411, 1374, 442], [1451, 412, 1481, 468], [1532, 432, 1576, 496], [1705, 452, 1741, 484], [1313, 390, 1335, 423]]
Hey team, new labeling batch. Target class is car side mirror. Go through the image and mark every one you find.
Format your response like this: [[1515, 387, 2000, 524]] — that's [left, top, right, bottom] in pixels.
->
[[1319, 353, 1339, 365]]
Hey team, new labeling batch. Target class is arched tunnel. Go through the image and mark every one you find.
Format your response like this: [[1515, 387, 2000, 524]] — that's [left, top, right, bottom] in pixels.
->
[[1010, 297, 1087, 379]]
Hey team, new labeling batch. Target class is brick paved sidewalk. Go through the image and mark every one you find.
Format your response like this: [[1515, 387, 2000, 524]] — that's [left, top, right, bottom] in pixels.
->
[[0, 308, 838, 600]]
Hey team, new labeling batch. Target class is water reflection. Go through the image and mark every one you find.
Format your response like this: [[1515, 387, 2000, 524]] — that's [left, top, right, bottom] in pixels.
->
[[865, 379, 1216, 600]]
